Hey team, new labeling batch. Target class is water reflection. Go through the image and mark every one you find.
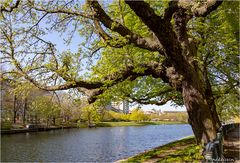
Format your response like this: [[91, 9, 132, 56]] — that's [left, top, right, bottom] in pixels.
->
[[1, 124, 193, 162]]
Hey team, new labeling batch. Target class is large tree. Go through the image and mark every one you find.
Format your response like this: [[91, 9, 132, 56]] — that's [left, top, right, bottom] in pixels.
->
[[0, 0, 239, 144]]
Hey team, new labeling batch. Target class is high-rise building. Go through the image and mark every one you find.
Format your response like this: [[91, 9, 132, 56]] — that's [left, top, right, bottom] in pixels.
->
[[122, 100, 129, 114], [106, 100, 130, 114]]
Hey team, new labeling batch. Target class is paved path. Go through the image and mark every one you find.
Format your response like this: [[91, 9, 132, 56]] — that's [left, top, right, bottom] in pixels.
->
[[224, 124, 240, 162]]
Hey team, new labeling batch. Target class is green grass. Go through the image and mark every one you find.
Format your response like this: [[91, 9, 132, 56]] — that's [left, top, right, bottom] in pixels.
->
[[121, 136, 203, 163], [96, 121, 185, 127], [77, 123, 88, 128]]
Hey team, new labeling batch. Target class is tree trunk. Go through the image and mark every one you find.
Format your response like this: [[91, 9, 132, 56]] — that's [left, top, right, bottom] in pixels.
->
[[162, 57, 220, 145], [87, 111, 92, 127], [35, 115, 38, 124], [168, 8, 221, 144], [203, 66, 221, 129], [180, 64, 220, 145], [52, 117, 56, 126], [47, 117, 49, 128], [13, 95, 17, 124], [22, 98, 27, 125], [182, 81, 218, 144]]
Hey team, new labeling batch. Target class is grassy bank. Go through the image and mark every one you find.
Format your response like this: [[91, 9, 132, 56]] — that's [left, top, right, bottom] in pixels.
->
[[95, 121, 185, 127], [1, 121, 185, 131], [118, 136, 203, 163]]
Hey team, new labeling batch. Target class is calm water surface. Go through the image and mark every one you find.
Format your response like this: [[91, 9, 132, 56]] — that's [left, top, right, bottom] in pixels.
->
[[1, 124, 193, 162]]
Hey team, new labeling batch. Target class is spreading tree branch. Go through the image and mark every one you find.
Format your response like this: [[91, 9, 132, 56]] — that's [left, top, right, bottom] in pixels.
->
[[125, 0, 165, 35], [88, 0, 164, 53], [164, 1, 179, 21], [0, 0, 21, 13], [2, 0, 224, 105], [192, 0, 223, 17], [126, 87, 177, 106], [129, 96, 175, 106], [27, 0, 93, 19]]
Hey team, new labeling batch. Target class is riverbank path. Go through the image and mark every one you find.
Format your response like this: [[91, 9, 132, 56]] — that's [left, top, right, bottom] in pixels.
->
[[224, 124, 240, 162]]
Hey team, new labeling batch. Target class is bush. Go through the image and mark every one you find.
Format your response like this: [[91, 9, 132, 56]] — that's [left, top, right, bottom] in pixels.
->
[[77, 120, 88, 128], [130, 108, 150, 122], [1, 121, 12, 130]]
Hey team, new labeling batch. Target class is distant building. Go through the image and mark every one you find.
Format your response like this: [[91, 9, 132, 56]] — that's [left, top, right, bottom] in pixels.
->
[[122, 101, 129, 114], [143, 109, 162, 115], [143, 110, 154, 115], [162, 111, 187, 114], [106, 100, 130, 114]]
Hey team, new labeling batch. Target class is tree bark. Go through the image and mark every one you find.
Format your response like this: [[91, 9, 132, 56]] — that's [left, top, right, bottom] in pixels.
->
[[203, 66, 221, 129], [182, 79, 218, 144], [172, 44, 220, 145], [169, 7, 220, 145], [163, 58, 220, 145]]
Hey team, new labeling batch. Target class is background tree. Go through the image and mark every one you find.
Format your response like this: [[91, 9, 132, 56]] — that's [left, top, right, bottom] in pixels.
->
[[216, 93, 239, 122], [30, 96, 60, 126], [130, 108, 150, 122], [81, 104, 100, 126], [1, 77, 15, 123], [0, 0, 238, 145]]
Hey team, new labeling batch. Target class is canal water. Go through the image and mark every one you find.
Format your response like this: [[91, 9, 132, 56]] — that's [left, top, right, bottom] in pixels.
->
[[1, 124, 193, 162]]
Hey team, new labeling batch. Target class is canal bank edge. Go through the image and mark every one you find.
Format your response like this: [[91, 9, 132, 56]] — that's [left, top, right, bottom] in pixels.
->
[[95, 121, 185, 127], [1, 121, 186, 135], [1, 126, 75, 135], [115, 136, 204, 163]]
